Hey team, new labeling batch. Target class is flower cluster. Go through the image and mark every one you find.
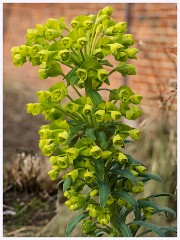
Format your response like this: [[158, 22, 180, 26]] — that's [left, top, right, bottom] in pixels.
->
[[12, 5, 176, 238]]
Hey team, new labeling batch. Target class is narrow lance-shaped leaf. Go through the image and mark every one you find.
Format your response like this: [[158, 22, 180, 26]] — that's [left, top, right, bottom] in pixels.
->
[[88, 89, 103, 106], [112, 219, 133, 237], [95, 158, 104, 181], [97, 179, 110, 207]]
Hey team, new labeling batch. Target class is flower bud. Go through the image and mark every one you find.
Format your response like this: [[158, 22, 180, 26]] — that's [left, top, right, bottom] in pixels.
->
[[84, 170, 94, 183], [97, 69, 109, 82], [110, 111, 121, 120], [118, 152, 128, 164], [101, 151, 112, 160], [48, 169, 59, 180], [125, 48, 139, 59], [58, 49, 70, 62], [136, 165, 147, 173], [97, 14, 108, 24], [65, 102, 79, 113], [90, 146, 102, 159], [94, 110, 105, 122], [45, 29, 61, 40], [83, 104, 93, 115], [77, 37, 88, 48], [129, 94, 143, 104], [69, 203, 79, 211], [131, 186, 144, 193], [121, 34, 134, 46], [118, 198, 127, 206], [113, 134, 124, 147], [61, 37, 72, 48], [76, 68, 87, 81], [90, 189, 99, 197], [66, 147, 79, 164], [26, 103, 42, 115], [130, 169, 138, 177], [38, 69, 48, 79], [129, 129, 141, 140], [101, 6, 113, 16], [57, 156, 69, 169], [57, 131, 69, 144], [107, 196, 115, 205]]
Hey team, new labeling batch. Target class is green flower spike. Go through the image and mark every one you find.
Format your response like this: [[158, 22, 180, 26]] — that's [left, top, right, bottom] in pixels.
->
[[94, 109, 105, 122], [51, 89, 67, 102], [57, 156, 69, 169], [26, 103, 42, 115], [129, 129, 141, 140], [97, 69, 109, 82], [45, 29, 61, 40], [129, 94, 143, 104], [77, 37, 88, 48], [84, 170, 94, 183], [113, 134, 124, 147], [110, 111, 121, 120], [58, 49, 70, 62], [76, 68, 87, 81], [65, 102, 79, 113], [66, 147, 79, 164], [118, 152, 128, 164], [94, 48, 104, 59], [48, 169, 59, 180], [61, 37, 73, 48], [57, 131, 69, 144], [83, 104, 93, 115], [90, 146, 102, 159]]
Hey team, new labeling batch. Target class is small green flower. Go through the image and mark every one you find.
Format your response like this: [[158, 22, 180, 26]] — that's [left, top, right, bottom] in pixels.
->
[[83, 104, 93, 115], [38, 128, 52, 139], [66, 148, 79, 164], [67, 169, 78, 182], [82, 219, 96, 234], [76, 68, 87, 81], [90, 189, 99, 197], [129, 94, 143, 104], [65, 102, 79, 113], [12, 54, 26, 67], [36, 90, 51, 103], [117, 198, 127, 206], [125, 48, 139, 59], [135, 165, 147, 173], [94, 109, 105, 122], [38, 50, 51, 62], [57, 156, 69, 169], [115, 22, 127, 33], [49, 156, 57, 165], [110, 111, 121, 120], [101, 151, 112, 160], [90, 146, 102, 159], [83, 20, 93, 30], [61, 37, 72, 48], [118, 89, 131, 102], [97, 213, 110, 226], [26, 103, 42, 115], [57, 131, 69, 144], [58, 49, 70, 62], [129, 129, 141, 140], [84, 170, 94, 183], [45, 29, 61, 40], [94, 48, 104, 59], [77, 37, 88, 48], [87, 205, 97, 218], [109, 43, 124, 55], [48, 169, 59, 180], [97, 69, 109, 82], [42, 143, 56, 156], [105, 26, 117, 35], [131, 185, 144, 194], [38, 69, 48, 79], [101, 6, 113, 16], [113, 134, 124, 147], [121, 34, 134, 46], [51, 89, 67, 102], [118, 152, 128, 164], [70, 19, 79, 28]]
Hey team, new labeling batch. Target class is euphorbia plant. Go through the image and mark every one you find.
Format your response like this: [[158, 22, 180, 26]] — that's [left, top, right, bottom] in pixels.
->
[[12, 6, 176, 237]]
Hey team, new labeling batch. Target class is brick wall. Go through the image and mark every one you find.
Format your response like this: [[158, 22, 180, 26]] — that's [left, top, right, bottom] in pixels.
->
[[3, 3, 177, 115]]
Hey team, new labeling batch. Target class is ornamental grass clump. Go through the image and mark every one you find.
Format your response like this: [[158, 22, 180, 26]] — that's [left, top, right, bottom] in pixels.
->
[[12, 6, 176, 237]]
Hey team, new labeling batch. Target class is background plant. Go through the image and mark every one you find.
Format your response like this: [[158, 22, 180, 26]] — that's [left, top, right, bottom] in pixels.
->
[[11, 6, 176, 237]]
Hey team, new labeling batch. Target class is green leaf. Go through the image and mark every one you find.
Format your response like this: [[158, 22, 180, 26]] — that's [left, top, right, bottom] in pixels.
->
[[104, 78, 110, 85], [65, 66, 78, 85], [70, 122, 86, 133], [95, 158, 104, 181], [157, 207, 176, 218], [70, 75, 80, 86], [88, 89, 103, 106], [137, 226, 177, 237], [125, 154, 142, 165], [98, 131, 108, 150], [97, 179, 110, 207], [63, 177, 72, 192], [129, 221, 165, 237], [112, 219, 133, 237], [98, 59, 113, 67], [47, 62, 64, 77], [147, 193, 173, 198], [85, 128, 96, 141], [66, 212, 89, 236], [137, 200, 159, 211], [138, 173, 162, 182], [111, 169, 137, 185]]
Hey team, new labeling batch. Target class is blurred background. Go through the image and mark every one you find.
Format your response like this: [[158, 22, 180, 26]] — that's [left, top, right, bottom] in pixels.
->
[[3, 3, 177, 237]]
